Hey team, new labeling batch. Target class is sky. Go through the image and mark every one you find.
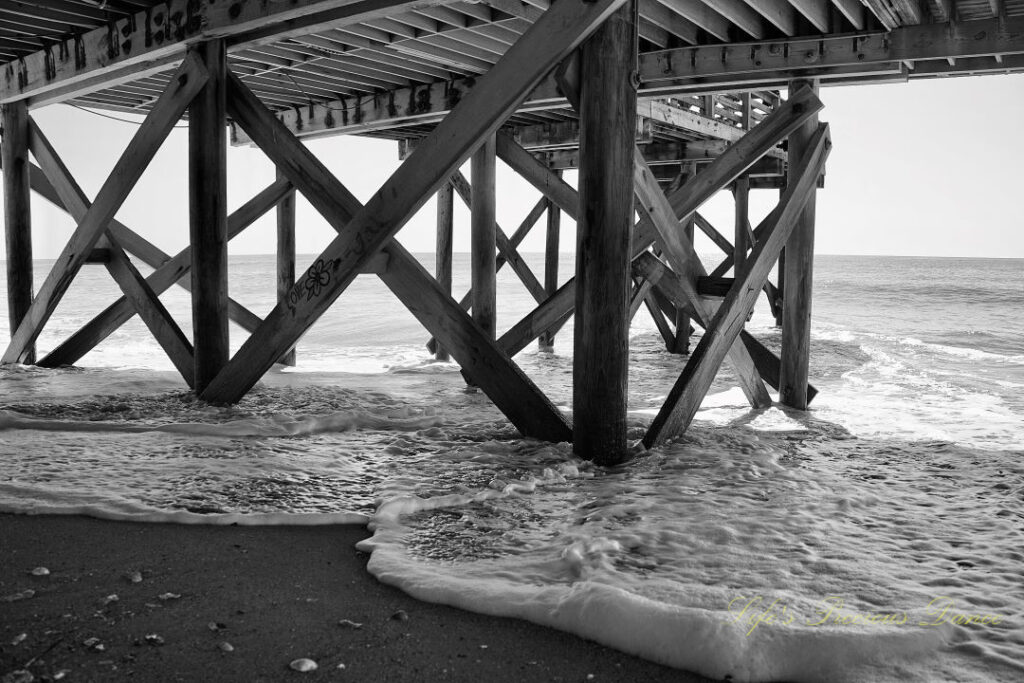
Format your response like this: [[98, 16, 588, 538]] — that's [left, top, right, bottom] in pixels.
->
[[15, 72, 1024, 261]]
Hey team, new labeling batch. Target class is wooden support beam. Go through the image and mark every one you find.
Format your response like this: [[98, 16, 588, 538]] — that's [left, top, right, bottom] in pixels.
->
[[449, 170, 546, 303], [638, 17, 1024, 87], [208, 1, 613, 436], [276, 168, 297, 367], [189, 40, 229, 394], [0, 0, 451, 107], [643, 123, 831, 447], [633, 150, 772, 410], [644, 290, 677, 351], [779, 79, 819, 410], [103, 238, 195, 387], [1, 100, 34, 364], [2, 55, 208, 365], [434, 180, 454, 361], [573, 1, 637, 464], [734, 176, 750, 274], [38, 177, 290, 368], [539, 187, 562, 349], [424, 195, 548, 356], [471, 134, 498, 339], [670, 215, 695, 356]]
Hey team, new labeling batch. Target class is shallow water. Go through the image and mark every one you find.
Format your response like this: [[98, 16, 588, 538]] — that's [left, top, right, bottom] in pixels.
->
[[1, 254, 1022, 682]]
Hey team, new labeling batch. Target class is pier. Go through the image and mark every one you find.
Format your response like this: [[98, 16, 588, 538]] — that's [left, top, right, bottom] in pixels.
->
[[2, 0, 1022, 464]]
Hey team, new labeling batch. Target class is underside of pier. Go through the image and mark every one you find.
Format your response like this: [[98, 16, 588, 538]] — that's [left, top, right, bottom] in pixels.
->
[[2, 0, 1021, 463]]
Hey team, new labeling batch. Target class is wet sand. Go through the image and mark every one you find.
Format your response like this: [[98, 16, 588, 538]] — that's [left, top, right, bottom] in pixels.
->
[[0, 514, 713, 682]]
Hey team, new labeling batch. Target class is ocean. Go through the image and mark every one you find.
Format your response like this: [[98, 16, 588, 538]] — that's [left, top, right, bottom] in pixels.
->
[[1, 253, 1022, 682]]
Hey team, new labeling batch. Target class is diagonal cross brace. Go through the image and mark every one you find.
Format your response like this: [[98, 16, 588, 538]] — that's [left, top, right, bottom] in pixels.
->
[[2, 55, 209, 364], [207, 70, 582, 441], [643, 124, 832, 447]]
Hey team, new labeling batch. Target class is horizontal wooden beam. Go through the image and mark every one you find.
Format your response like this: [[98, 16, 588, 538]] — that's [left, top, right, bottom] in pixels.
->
[[1, 0, 449, 107], [639, 16, 1024, 86]]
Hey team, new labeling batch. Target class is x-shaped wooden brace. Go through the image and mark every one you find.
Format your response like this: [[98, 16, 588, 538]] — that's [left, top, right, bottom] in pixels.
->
[[199, 0, 633, 441], [3, 54, 209, 366]]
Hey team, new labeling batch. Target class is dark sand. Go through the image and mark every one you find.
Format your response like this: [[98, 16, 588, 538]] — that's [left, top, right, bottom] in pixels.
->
[[1, 515, 713, 682]]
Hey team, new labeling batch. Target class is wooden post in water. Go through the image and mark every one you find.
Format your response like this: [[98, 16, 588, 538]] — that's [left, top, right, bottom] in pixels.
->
[[189, 39, 229, 394], [276, 167, 296, 366], [471, 135, 497, 339], [669, 213, 695, 355], [734, 176, 750, 275], [779, 79, 820, 409], [574, 2, 637, 464], [539, 174, 562, 350], [435, 180, 454, 361], [1, 101, 34, 364]]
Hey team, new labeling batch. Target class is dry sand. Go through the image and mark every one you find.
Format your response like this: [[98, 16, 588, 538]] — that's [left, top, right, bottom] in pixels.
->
[[0, 515, 713, 682]]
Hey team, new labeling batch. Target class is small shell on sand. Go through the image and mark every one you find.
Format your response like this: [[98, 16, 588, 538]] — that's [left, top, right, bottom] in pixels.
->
[[218, 642, 235, 652], [289, 658, 318, 673], [337, 619, 363, 629], [158, 592, 181, 601], [102, 594, 119, 606], [2, 589, 35, 602], [390, 610, 409, 621], [126, 571, 143, 584], [30, 567, 50, 577], [10, 633, 27, 646]]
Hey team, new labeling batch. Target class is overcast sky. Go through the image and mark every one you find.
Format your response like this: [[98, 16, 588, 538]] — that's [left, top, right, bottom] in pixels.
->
[[18, 72, 1024, 261]]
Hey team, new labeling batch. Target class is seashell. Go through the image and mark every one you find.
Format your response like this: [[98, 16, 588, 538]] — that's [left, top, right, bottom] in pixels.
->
[[158, 592, 181, 601], [337, 619, 363, 629], [144, 634, 165, 646], [218, 642, 234, 652], [208, 621, 227, 631], [102, 594, 119, 606], [30, 567, 50, 577], [126, 571, 143, 584], [2, 589, 35, 602], [390, 609, 409, 621], [289, 658, 318, 673], [11, 633, 27, 646]]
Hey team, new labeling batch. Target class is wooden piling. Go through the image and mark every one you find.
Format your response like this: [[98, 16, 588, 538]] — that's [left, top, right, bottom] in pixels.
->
[[189, 40, 229, 394], [779, 80, 820, 409], [669, 215, 695, 355], [734, 176, 750, 275], [276, 167, 296, 366], [574, 2, 637, 465], [1, 101, 34, 364], [471, 135, 497, 339], [435, 180, 454, 361], [539, 181, 562, 349]]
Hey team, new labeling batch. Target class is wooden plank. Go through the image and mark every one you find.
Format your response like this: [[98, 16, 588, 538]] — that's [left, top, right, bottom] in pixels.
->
[[471, 134, 498, 339], [670, 217, 695, 355], [103, 238, 195, 387], [434, 180, 454, 361], [643, 291, 677, 350], [189, 40, 229, 394], [539, 188, 562, 349], [0, 0, 451, 107], [208, 0, 618, 433], [741, 0, 798, 35], [643, 123, 830, 447], [495, 133, 580, 220], [38, 177, 290, 368], [779, 79, 819, 410], [1, 100, 34, 364], [787, 0, 831, 31], [276, 168, 297, 367], [2, 55, 208, 365], [573, 0, 637, 464]]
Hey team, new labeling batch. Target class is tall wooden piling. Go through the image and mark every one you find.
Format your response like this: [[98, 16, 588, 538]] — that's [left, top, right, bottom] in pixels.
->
[[435, 180, 454, 360], [779, 79, 819, 409], [471, 135, 497, 339], [276, 167, 296, 366], [189, 40, 229, 393], [669, 215, 695, 355], [1, 102, 34, 364], [539, 179, 562, 349], [574, 3, 637, 464]]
